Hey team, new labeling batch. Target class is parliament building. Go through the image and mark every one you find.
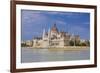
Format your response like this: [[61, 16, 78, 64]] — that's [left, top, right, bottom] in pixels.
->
[[32, 23, 80, 48]]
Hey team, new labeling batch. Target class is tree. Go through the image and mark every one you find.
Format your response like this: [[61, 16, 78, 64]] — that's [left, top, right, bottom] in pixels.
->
[[75, 40, 80, 46], [69, 40, 74, 46], [80, 42, 87, 46], [85, 40, 90, 46]]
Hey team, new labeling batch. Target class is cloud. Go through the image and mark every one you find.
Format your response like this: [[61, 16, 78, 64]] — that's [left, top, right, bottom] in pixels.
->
[[56, 20, 66, 25], [46, 11, 84, 17], [44, 11, 75, 16], [22, 10, 49, 25]]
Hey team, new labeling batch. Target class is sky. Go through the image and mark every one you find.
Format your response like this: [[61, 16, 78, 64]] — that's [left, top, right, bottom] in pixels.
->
[[21, 9, 90, 40]]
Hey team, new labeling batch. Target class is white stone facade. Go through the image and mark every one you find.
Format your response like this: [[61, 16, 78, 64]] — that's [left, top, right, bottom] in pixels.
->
[[32, 24, 80, 48]]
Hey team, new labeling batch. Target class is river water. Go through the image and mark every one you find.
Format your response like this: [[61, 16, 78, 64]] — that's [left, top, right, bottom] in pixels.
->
[[21, 48, 90, 63]]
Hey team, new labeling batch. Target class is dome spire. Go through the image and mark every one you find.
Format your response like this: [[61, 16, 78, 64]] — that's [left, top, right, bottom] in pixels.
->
[[51, 23, 58, 33], [54, 23, 56, 27]]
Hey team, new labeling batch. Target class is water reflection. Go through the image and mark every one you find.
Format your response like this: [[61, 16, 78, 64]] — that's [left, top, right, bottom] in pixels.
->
[[21, 48, 90, 63]]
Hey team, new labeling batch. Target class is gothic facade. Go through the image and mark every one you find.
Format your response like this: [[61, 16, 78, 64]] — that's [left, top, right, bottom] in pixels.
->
[[32, 24, 80, 48]]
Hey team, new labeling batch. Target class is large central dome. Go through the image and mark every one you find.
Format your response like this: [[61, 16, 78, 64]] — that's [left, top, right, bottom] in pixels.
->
[[51, 23, 58, 33]]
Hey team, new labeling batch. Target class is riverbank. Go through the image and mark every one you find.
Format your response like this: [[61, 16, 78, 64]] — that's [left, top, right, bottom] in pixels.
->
[[22, 46, 90, 51]]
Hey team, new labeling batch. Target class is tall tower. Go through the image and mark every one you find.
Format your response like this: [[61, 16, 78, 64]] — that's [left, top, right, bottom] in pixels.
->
[[48, 28, 51, 47], [48, 28, 51, 39], [42, 28, 46, 40]]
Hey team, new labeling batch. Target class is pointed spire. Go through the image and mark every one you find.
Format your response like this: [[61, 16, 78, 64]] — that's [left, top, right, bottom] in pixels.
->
[[48, 28, 50, 32], [48, 28, 51, 38], [54, 23, 56, 27], [42, 28, 45, 39]]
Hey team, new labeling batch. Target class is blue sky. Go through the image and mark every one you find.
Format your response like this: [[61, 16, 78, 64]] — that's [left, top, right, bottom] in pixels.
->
[[21, 10, 90, 40]]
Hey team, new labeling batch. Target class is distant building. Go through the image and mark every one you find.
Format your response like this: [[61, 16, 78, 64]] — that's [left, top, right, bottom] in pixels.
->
[[25, 40, 33, 47]]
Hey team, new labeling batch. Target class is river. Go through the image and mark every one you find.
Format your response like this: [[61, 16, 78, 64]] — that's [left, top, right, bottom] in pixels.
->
[[21, 47, 90, 63]]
